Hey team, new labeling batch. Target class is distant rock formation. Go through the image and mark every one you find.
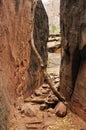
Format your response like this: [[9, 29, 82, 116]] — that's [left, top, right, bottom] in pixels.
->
[[42, 0, 60, 34]]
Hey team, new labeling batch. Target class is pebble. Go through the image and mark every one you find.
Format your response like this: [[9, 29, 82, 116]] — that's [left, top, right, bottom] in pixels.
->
[[34, 90, 42, 96], [40, 104, 48, 111]]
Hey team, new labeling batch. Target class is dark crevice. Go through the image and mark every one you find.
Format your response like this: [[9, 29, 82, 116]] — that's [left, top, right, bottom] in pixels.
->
[[0, 0, 3, 6], [71, 47, 81, 97], [80, 45, 86, 60]]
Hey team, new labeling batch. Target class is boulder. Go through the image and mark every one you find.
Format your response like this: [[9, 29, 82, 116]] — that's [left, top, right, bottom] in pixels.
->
[[55, 102, 67, 117], [21, 103, 36, 117]]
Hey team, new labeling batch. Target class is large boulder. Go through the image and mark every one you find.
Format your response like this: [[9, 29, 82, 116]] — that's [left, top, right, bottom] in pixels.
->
[[60, 0, 86, 121], [0, 0, 49, 129]]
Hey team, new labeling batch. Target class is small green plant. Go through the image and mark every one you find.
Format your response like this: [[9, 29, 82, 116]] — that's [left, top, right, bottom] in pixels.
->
[[49, 24, 60, 35]]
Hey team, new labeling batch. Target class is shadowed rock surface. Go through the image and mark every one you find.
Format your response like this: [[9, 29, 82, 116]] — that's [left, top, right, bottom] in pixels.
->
[[28, 0, 49, 95], [60, 0, 86, 121]]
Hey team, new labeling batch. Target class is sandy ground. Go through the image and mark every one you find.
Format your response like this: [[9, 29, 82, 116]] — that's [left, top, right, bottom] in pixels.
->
[[47, 52, 61, 75]]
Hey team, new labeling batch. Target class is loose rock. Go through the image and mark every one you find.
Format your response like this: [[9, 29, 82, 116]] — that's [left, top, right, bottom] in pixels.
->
[[41, 88, 50, 95], [40, 104, 48, 111], [41, 84, 50, 89], [54, 78, 59, 83], [34, 90, 42, 96], [30, 98, 45, 104], [21, 104, 36, 117], [24, 97, 45, 104], [55, 102, 67, 117], [47, 108, 55, 114]]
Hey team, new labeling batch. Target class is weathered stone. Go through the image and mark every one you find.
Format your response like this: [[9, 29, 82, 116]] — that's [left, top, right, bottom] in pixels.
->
[[40, 104, 48, 111], [41, 84, 50, 89], [34, 90, 42, 96], [21, 104, 36, 117], [60, 0, 86, 121], [71, 61, 86, 121], [26, 125, 39, 129], [47, 95, 58, 103], [0, 0, 48, 128], [47, 108, 55, 114], [54, 78, 59, 84], [25, 97, 45, 104], [41, 88, 50, 95], [24, 97, 32, 103], [55, 102, 67, 117], [26, 121, 42, 124]]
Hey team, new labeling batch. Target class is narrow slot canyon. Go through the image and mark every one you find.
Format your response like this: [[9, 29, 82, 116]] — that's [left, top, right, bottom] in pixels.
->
[[0, 0, 86, 130]]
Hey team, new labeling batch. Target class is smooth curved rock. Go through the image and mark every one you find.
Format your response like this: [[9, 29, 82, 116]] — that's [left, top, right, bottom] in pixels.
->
[[55, 102, 67, 117]]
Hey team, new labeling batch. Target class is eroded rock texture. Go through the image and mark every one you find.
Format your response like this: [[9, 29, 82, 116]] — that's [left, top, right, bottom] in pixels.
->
[[28, 0, 49, 94], [0, 0, 48, 129], [60, 0, 86, 121]]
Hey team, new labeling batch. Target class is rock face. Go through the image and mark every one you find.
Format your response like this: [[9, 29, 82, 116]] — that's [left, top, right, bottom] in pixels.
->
[[0, 0, 48, 129], [28, 0, 49, 95], [60, 0, 86, 121], [0, 85, 9, 130]]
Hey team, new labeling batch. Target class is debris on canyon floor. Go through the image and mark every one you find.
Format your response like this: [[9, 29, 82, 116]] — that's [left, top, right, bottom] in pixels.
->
[[24, 73, 64, 116], [9, 73, 86, 130]]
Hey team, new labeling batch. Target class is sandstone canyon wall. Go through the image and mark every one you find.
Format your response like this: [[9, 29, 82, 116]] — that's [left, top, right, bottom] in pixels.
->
[[60, 0, 86, 121], [0, 0, 49, 129]]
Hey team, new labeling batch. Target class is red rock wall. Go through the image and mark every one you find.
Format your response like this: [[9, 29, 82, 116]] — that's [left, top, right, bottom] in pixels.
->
[[0, 0, 49, 129], [60, 0, 86, 121]]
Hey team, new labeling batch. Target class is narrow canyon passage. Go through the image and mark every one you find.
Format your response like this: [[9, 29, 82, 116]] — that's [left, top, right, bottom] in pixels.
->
[[0, 0, 86, 130], [9, 1, 86, 130], [8, 32, 86, 130]]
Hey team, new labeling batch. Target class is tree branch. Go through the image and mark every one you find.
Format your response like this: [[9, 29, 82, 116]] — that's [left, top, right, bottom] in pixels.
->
[[30, 0, 66, 105]]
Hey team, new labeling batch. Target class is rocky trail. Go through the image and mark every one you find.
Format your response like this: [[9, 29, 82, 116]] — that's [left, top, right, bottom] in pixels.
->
[[9, 42, 86, 130], [9, 76, 86, 130]]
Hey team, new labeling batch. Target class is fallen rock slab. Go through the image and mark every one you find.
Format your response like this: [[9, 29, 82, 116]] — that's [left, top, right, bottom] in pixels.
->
[[26, 125, 39, 129], [24, 97, 45, 104], [41, 88, 50, 95], [41, 84, 50, 89]]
